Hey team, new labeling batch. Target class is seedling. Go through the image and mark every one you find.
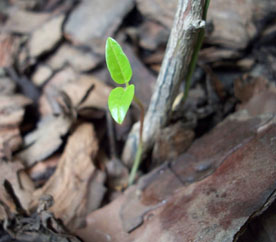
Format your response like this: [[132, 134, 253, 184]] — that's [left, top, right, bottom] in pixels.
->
[[105, 37, 144, 185]]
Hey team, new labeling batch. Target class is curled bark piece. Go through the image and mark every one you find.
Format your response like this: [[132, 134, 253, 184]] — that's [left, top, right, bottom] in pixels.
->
[[122, 0, 205, 167]]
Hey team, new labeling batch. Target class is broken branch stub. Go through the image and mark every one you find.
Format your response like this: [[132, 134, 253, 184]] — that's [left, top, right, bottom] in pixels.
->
[[122, 0, 206, 167]]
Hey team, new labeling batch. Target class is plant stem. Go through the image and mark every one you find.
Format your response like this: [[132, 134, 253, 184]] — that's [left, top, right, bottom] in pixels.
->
[[184, 0, 210, 100], [128, 95, 144, 185]]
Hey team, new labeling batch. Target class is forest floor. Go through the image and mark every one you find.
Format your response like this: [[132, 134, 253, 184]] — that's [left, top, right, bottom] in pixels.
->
[[0, 0, 276, 241]]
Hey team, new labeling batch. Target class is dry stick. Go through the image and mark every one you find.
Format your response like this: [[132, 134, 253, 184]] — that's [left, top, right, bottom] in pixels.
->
[[184, 0, 210, 100], [122, 0, 206, 168]]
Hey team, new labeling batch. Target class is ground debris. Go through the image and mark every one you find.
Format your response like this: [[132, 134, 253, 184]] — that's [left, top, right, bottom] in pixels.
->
[[76, 110, 276, 242], [0, 94, 32, 159], [64, 0, 135, 54], [31, 123, 104, 230], [16, 114, 72, 167], [0, 194, 81, 242], [28, 14, 65, 58]]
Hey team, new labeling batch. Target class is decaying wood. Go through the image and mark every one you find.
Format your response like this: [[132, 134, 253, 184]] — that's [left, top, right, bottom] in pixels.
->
[[76, 110, 276, 242], [152, 121, 194, 167], [31, 123, 105, 230], [122, 0, 206, 167]]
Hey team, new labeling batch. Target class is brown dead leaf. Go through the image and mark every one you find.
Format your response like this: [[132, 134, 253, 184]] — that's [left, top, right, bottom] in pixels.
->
[[31, 123, 105, 230]]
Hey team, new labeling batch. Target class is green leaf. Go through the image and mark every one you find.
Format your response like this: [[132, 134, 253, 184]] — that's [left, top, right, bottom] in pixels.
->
[[105, 37, 132, 85], [108, 84, 135, 124]]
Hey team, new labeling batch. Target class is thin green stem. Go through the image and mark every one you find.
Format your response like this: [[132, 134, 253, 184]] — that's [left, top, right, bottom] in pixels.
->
[[184, 0, 210, 100], [128, 95, 144, 185]]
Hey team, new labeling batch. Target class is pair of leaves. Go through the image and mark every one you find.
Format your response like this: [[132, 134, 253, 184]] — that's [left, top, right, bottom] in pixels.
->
[[106, 37, 134, 124]]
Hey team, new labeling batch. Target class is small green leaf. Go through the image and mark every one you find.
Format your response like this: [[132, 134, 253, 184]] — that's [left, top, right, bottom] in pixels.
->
[[105, 37, 132, 85], [108, 84, 135, 124]]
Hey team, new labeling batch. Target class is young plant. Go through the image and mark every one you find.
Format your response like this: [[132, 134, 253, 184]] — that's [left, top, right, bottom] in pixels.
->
[[105, 37, 144, 185]]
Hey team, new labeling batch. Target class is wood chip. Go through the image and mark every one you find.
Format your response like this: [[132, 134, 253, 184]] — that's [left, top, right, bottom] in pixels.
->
[[0, 34, 20, 67], [152, 122, 194, 167], [47, 44, 101, 72], [28, 14, 65, 57], [32, 64, 53, 86], [39, 68, 111, 117], [0, 94, 32, 158], [16, 115, 72, 167], [2, 8, 51, 34], [64, 0, 135, 54]]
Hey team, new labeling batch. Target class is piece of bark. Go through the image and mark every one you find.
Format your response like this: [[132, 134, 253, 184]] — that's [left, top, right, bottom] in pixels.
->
[[0, 94, 32, 158], [8, 0, 38, 10], [137, 21, 169, 51], [16, 115, 72, 167], [199, 47, 241, 63], [137, 0, 276, 50], [1, 194, 82, 242], [237, 199, 276, 242], [0, 76, 16, 95], [28, 14, 65, 57], [47, 43, 101, 72], [40, 69, 111, 117], [0, 34, 20, 67], [238, 88, 276, 117], [152, 121, 194, 166], [0, 160, 34, 221], [106, 158, 129, 190], [136, 0, 176, 30], [64, 0, 135, 54], [31, 123, 104, 230], [27, 154, 59, 187], [32, 64, 53, 86], [122, 0, 206, 167], [1, 8, 51, 34], [76, 110, 276, 242], [234, 75, 269, 103]]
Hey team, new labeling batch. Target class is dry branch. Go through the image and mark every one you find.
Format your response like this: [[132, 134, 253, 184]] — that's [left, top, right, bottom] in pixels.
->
[[122, 0, 206, 167]]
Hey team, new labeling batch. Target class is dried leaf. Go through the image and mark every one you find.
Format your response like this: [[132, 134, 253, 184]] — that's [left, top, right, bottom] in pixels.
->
[[31, 123, 104, 230]]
